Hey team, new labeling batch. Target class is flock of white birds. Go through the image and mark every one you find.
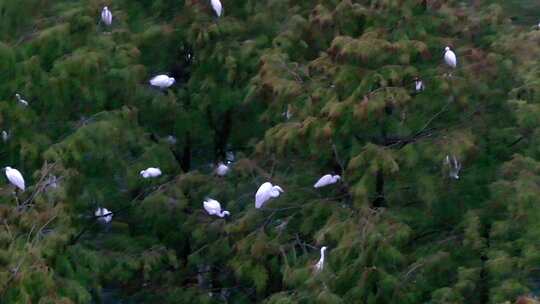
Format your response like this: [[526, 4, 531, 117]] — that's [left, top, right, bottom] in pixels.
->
[[2, 2, 472, 274]]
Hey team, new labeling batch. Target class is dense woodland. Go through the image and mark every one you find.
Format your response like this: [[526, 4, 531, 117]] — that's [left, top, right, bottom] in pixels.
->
[[0, 0, 540, 303]]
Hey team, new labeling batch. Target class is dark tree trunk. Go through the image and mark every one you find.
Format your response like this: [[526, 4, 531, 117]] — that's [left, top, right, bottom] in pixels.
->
[[373, 169, 386, 208], [181, 131, 191, 172]]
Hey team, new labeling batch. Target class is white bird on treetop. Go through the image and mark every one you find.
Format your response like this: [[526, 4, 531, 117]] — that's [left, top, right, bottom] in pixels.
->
[[444, 155, 461, 180], [5, 166, 25, 191], [15, 93, 28, 106], [215, 162, 230, 177], [314, 246, 327, 273], [95, 207, 113, 223], [314, 174, 341, 188], [444, 46, 457, 68], [149, 75, 175, 89], [101, 6, 112, 26], [2, 130, 9, 142], [140, 167, 162, 178], [255, 182, 284, 209], [211, 0, 223, 17], [203, 198, 230, 218], [414, 77, 425, 92]]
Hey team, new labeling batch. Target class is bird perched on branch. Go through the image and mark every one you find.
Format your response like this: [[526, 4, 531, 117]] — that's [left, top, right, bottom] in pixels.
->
[[255, 182, 284, 208]]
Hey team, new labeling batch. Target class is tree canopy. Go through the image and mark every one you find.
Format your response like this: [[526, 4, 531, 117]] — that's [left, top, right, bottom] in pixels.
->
[[1, 0, 540, 303]]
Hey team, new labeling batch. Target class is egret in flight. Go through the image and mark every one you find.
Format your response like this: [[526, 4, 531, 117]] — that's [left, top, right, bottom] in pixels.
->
[[95, 207, 113, 223], [255, 182, 284, 208], [4, 166, 25, 191], [149, 75, 175, 89], [314, 246, 327, 273], [215, 162, 230, 177], [211, 0, 222, 17], [203, 198, 230, 218], [15, 94, 28, 106], [101, 6, 112, 26], [140, 167, 162, 178], [444, 46, 457, 68], [314, 174, 341, 188]]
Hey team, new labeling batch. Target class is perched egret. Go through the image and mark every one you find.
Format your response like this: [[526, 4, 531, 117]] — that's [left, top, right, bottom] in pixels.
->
[[444, 155, 461, 180], [314, 246, 327, 273], [2, 130, 9, 142], [255, 182, 284, 209], [211, 0, 223, 17], [414, 77, 425, 92], [215, 162, 230, 177], [313, 174, 341, 188], [203, 198, 230, 218], [444, 46, 457, 68], [95, 207, 113, 223], [225, 151, 235, 163], [15, 93, 28, 106], [4, 166, 25, 191], [101, 6, 112, 26], [282, 105, 292, 120], [165, 135, 177, 145], [140, 167, 162, 178], [149, 75, 175, 89], [46, 175, 58, 189]]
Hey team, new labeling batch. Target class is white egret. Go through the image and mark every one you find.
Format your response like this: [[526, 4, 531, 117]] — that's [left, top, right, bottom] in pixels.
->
[[95, 207, 113, 223], [149, 75, 175, 89], [225, 151, 235, 163], [314, 246, 327, 273], [414, 77, 425, 92], [203, 198, 230, 218], [444, 155, 461, 180], [2, 130, 9, 142], [165, 135, 177, 145], [46, 175, 58, 189], [215, 162, 230, 177], [444, 46, 457, 68], [140, 167, 162, 178], [211, 0, 223, 17], [15, 93, 28, 106], [313, 174, 341, 188], [101, 6, 112, 26], [282, 105, 292, 120], [255, 182, 284, 209], [5, 166, 25, 191]]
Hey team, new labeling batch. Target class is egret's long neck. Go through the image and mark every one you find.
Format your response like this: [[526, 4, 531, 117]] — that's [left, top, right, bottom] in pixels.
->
[[218, 210, 228, 217]]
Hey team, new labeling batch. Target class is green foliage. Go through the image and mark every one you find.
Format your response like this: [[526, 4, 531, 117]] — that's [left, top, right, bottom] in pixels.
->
[[1, 0, 539, 303]]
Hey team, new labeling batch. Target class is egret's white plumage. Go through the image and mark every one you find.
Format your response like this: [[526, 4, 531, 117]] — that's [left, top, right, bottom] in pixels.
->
[[149, 75, 175, 89], [215, 162, 230, 177], [2, 130, 9, 142], [101, 6, 112, 26], [165, 135, 177, 145], [140, 167, 162, 178], [15, 93, 28, 106], [314, 174, 341, 188], [444, 46, 457, 68], [95, 207, 113, 223], [444, 155, 461, 180], [314, 246, 327, 272], [255, 182, 284, 209], [211, 0, 223, 17], [225, 151, 235, 162], [203, 198, 230, 218], [283, 105, 292, 120], [414, 78, 425, 92], [5, 166, 25, 191]]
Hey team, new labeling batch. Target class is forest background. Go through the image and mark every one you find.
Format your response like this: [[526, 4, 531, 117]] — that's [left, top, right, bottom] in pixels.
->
[[0, 0, 540, 303]]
